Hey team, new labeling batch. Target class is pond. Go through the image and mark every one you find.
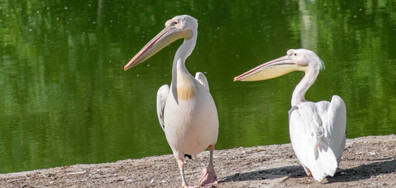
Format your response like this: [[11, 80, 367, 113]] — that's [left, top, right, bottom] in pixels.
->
[[0, 0, 395, 173]]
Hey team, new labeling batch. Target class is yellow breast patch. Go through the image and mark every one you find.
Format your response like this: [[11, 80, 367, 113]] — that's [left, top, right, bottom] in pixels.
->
[[175, 60, 196, 100], [177, 84, 196, 100]]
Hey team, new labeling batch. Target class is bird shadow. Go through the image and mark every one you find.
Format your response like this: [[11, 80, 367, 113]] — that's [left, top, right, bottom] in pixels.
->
[[220, 158, 396, 184], [327, 158, 396, 183], [220, 165, 303, 183]]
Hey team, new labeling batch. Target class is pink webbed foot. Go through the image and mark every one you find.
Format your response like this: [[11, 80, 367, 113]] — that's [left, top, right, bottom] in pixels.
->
[[198, 165, 218, 186]]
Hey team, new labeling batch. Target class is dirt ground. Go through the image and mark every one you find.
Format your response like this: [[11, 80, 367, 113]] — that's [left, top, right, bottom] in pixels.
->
[[0, 135, 394, 187]]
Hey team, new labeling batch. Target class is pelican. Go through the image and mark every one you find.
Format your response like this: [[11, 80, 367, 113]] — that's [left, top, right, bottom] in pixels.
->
[[234, 49, 346, 181], [124, 15, 218, 187]]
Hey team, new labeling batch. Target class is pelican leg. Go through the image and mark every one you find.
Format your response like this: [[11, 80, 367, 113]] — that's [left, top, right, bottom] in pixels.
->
[[176, 156, 188, 187], [176, 155, 196, 188], [303, 165, 312, 177], [198, 145, 218, 186]]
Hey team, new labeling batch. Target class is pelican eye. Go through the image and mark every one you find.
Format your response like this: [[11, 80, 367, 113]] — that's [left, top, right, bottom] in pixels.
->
[[294, 53, 297, 56]]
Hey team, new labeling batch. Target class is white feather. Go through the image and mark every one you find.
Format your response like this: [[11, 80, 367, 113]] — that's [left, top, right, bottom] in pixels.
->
[[289, 96, 346, 181], [195, 72, 209, 91], [165, 61, 218, 155], [156, 85, 169, 130]]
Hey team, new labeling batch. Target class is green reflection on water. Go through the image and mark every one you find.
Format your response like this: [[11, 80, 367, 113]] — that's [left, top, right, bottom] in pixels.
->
[[0, 0, 395, 173]]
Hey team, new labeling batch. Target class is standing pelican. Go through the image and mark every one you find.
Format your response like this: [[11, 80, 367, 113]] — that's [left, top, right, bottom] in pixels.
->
[[234, 49, 346, 181], [124, 15, 218, 187]]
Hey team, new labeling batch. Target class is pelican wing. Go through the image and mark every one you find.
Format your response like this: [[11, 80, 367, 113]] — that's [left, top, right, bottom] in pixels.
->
[[195, 72, 209, 91], [289, 102, 338, 181], [156, 85, 169, 130], [317, 95, 347, 164]]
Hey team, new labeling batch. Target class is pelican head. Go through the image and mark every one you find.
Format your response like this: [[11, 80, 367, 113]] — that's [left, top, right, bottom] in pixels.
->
[[124, 15, 198, 71], [233, 49, 324, 82]]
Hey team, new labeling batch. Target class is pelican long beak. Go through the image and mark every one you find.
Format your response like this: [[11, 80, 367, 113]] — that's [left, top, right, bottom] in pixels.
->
[[124, 26, 191, 71], [233, 55, 307, 82]]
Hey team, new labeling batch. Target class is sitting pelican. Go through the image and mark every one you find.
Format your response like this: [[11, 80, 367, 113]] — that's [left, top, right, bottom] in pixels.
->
[[124, 15, 218, 187], [234, 49, 346, 181]]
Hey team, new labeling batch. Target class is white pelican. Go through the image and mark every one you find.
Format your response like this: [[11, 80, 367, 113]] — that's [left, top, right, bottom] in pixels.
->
[[234, 49, 346, 181], [124, 15, 218, 187]]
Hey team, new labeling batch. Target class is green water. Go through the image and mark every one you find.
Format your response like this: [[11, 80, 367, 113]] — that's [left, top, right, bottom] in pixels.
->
[[0, 0, 395, 173]]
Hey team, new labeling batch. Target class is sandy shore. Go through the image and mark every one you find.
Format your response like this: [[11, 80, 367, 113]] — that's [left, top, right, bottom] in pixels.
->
[[0, 135, 394, 187]]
